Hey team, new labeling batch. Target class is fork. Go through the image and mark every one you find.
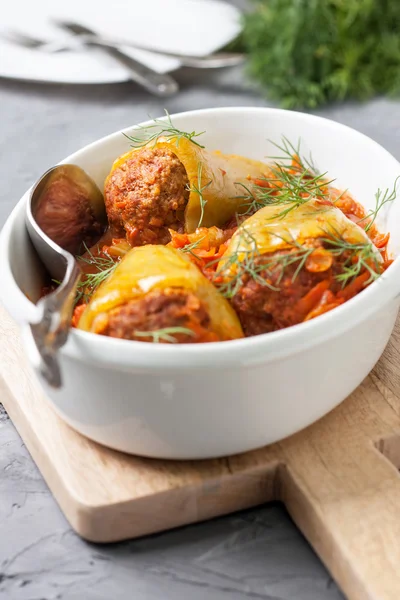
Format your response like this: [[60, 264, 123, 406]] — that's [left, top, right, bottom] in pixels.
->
[[0, 29, 73, 53], [1, 27, 245, 69], [1, 27, 179, 97]]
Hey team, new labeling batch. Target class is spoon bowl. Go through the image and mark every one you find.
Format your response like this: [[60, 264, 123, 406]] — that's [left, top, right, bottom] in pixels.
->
[[27, 164, 107, 280], [26, 164, 107, 388]]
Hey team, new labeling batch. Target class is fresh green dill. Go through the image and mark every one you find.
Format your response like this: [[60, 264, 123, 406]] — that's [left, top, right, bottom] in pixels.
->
[[265, 138, 335, 206], [233, 182, 268, 217], [259, 168, 333, 220], [330, 188, 348, 205], [357, 176, 399, 232], [75, 245, 118, 304], [268, 137, 308, 169], [216, 249, 275, 298], [215, 237, 316, 299], [187, 162, 212, 228], [214, 229, 279, 298], [133, 327, 196, 343], [318, 228, 382, 286], [267, 233, 318, 283], [237, 0, 400, 109], [215, 227, 382, 298], [236, 137, 334, 220], [268, 137, 300, 160], [180, 236, 207, 258], [123, 109, 205, 149]]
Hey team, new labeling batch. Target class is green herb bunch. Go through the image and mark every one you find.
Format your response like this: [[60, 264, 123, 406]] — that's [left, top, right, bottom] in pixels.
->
[[239, 0, 400, 108]]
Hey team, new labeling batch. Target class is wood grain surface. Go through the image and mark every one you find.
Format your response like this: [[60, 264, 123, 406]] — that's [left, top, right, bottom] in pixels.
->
[[1, 303, 400, 600]]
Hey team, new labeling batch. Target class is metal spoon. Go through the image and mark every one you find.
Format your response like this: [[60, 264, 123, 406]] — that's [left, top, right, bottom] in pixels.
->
[[26, 165, 107, 389]]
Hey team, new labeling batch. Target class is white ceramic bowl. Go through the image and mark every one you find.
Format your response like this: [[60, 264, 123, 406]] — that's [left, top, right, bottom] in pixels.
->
[[2, 107, 400, 459]]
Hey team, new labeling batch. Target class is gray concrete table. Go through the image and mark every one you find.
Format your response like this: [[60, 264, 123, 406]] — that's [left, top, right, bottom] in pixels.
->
[[2, 37, 400, 600]]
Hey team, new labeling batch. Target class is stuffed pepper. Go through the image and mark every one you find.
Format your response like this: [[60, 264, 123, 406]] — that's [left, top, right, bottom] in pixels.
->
[[104, 134, 268, 246], [216, 199, 386, 335], [78, 245, 244, 343]]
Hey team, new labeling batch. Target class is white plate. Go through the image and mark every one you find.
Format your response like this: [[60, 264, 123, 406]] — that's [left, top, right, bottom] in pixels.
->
[[0, 0, 241, 84]]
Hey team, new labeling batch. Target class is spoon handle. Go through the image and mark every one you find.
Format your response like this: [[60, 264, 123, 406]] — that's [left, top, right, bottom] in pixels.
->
[[28, 257, 80, 388], [91, 42, 179, 97]]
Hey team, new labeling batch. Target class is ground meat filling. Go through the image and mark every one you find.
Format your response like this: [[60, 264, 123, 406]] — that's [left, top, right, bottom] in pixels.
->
[[102, 288, 218, 343], [104, 148, 189, 246], [231, 239, 348, 336]]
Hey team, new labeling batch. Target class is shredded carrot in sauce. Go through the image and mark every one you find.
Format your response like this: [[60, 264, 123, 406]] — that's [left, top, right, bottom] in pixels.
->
[[337, 272, 371, 302], [71, 303, 87, 328], [304, 291, 344, 321], [169, 227, 235, 281], [293, 280, 331, 321], [306, 248, 333, 273]]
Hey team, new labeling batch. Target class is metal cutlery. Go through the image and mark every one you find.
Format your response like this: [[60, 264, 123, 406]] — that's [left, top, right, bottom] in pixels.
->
[[0, 29, 72, 53], [53, 21, 180, 96], [26, 164, 108, 388], [1, 26, 245, 69], [1, 26, 179, 96]]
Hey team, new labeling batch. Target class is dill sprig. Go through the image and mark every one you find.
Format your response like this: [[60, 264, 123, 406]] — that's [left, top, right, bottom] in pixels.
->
[[254, 138, 335, 217], [123, 109, 205, 149], [133, 327, 196, 343], [215, 235, 316, 299], [180, 236, 207, 257], [237, 137, 335, 220], [319, 228, 382, 287], [216, 227, 382, 298], [238, 137, 397, 234], [234, 182, 269, 217], [266, 233, 320, 283], [215, 229, 278, 298], [216, 248, 277, 299], [357, 176, 399, 232], [329, 188, 349, 206], [76, 245, 118, 304], [268, 137, 313, 170], [258, 168, 333, 220], [187, 162, 212, 228]]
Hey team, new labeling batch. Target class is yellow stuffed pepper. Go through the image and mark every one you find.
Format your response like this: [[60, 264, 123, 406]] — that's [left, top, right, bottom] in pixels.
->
[[217, 199, 383, 336], [78, 245, 244, 344], [104, 135, 268, 246]]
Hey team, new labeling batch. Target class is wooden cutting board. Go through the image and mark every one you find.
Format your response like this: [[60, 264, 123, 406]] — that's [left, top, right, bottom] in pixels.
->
[[1, 303, 400, 600]]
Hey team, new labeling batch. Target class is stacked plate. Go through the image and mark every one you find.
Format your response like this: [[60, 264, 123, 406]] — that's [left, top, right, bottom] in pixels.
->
[[0, 0, 241, 84]]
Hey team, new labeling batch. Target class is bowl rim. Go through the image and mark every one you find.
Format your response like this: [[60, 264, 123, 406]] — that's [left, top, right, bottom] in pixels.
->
[[2, 106, 400, 370]]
